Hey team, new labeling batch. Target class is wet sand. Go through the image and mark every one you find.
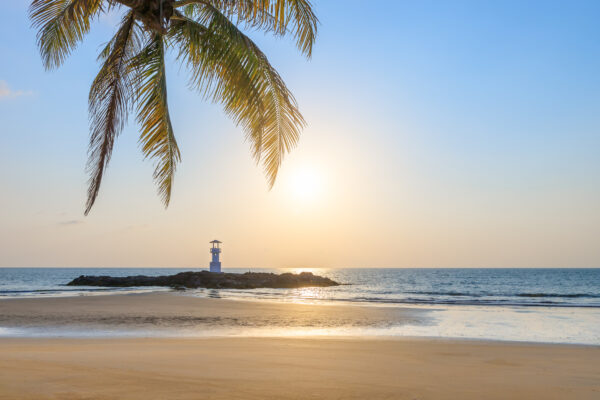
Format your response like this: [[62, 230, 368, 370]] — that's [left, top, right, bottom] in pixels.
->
[[0, 292, 423, 334]]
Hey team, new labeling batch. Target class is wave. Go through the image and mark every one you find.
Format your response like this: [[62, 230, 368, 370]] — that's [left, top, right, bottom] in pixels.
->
[[516, 293, 599, 298], [405, 291, 477, 297], [0, 288, 127, 294], [0, 287, 166, 297], [343, 296, 600, 308], [404, 291, 599, 299]]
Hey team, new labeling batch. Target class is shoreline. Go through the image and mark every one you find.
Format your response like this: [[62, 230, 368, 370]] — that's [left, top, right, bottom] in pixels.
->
[[1, 333, 598, 349], [1, 291, 599, 345], [4, 285, 600, 309], [3, 288, 600, 311]]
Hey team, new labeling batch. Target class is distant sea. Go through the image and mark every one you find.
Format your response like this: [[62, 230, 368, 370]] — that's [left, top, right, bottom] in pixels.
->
[[1, 268, 599, 344], [1, 267, 599, 308]]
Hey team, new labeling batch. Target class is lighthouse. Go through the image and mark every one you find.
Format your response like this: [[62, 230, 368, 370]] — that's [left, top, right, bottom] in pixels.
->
[[209, 240, 222, 273]]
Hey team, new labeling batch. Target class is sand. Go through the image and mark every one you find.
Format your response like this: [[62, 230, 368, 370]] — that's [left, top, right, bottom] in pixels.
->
[[0, 293, 599, 399], [1, 337, 599, 399], [0, 292, 423, 334]]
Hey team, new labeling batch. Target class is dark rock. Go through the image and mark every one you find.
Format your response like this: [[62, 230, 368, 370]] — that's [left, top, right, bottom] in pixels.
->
[[67, 271, 340, 289]]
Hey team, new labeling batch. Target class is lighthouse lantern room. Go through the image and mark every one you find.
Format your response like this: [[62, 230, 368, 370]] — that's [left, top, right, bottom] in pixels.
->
[[209, 240, 222, 273]]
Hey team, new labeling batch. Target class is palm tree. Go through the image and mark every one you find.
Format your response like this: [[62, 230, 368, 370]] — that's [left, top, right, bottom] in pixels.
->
[[29, 0, 317, 214]]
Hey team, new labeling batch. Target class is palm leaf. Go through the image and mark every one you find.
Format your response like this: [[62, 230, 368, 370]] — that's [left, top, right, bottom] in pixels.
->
[[175, 0, 318, 58], [85, 11, 142, 215], [169, 12, 265, 160], [133, 34, 181, 207], [29, 0, 104, 69], [169, 7, 304, 187]]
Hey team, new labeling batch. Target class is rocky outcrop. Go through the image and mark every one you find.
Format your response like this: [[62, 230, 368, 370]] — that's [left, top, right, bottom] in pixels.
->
[[67, 271, 339, 289]]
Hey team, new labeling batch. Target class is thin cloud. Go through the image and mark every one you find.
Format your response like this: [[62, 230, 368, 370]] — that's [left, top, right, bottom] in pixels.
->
[[0, 80, 32, 99], [58, 220, 85, 226]]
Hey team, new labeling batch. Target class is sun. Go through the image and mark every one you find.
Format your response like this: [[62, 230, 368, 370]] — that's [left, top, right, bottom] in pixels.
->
[[288, 166, 322, 203]]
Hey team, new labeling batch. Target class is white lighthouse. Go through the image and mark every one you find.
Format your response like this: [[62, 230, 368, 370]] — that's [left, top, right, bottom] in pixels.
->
[[209, 240, 222, 273]]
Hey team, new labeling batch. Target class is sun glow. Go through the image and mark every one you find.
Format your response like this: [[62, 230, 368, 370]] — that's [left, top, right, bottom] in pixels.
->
[[288, 166, 322, 203]]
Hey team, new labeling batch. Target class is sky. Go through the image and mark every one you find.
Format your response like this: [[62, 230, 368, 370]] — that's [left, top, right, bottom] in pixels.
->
[[0, 0, 599, 268]]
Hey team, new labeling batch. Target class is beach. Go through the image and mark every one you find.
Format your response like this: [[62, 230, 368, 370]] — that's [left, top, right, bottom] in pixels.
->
[[1, 337, 599, 399], [0, 293, 599, 399]]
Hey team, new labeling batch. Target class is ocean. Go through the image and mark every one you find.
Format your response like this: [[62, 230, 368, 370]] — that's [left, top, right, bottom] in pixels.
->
[[1, 268, 599, 344], [1, 267, 598, 307]]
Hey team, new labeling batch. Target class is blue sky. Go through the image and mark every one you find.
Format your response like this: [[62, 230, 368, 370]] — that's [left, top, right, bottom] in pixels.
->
[[0, 0, 599, 267]]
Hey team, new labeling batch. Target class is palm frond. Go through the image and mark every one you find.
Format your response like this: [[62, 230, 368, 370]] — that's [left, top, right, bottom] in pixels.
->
[[169, 7, 304, 187], [169, 12, 265, 160], [133, 34, 181, 207], [85, 11, 142, 215], [29, 0, 104, 69], [30, 0, 316, 211], [177, 0, 318, 58]]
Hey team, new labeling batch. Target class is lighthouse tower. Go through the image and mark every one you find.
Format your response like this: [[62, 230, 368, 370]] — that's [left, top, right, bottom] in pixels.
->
[[209, 240, 222, 273]]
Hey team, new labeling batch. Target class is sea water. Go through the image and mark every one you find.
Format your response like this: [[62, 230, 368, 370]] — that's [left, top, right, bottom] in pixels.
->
[[2, 267, 598, 307]]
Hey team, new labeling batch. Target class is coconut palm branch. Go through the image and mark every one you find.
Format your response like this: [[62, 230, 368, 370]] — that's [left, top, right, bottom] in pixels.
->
[[134, 34, 181, 206], [86, 10, 142, 214], [169, 6, 304, 185], [29, 0, 318, 213], [177, 0, 318, 57], [30, 0, 101, 69]]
